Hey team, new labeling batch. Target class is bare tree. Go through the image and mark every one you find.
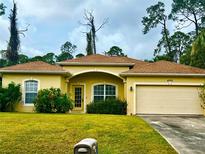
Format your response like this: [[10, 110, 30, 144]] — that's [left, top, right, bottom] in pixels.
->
[[81, 10, 108, 54]]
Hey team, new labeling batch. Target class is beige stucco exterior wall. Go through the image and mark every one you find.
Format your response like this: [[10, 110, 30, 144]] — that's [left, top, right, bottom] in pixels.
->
[[64, 65, 127, 113], [2, 73, 63, 112], [1, 65, 127, 113], [68, 72, 124, 111], [126, 76, 205, 115], [62, 65, 129, 77], [60, 76, 67, 93], [2, 64, 205, 115]]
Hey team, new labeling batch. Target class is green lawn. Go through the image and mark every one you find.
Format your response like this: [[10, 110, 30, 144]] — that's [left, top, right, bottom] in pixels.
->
[[0, 113, 177, 154]]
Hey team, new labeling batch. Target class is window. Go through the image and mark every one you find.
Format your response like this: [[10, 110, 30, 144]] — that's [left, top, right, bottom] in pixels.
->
[[25, 80, 38, 104], [93, 84, 116, 101], [74, 87, 82, 107]]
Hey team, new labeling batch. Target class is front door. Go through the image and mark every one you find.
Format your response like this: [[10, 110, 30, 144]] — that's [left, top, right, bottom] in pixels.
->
[[73, 85, 84, 111]]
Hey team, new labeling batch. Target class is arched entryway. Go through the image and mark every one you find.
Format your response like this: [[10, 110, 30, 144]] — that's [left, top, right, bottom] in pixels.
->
[[67, 71, 125, 113]]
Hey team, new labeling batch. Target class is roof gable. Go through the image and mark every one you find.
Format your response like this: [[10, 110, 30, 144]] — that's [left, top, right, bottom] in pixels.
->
[[57, 54, 146, 66]]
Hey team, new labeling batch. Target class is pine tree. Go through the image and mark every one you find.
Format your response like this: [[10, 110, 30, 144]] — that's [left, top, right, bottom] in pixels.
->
[[0, 3, 6, 16], [6, 2, 20, 65]]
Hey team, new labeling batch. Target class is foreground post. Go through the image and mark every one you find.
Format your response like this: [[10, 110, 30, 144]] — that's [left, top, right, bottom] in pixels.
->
[[74, 138, 98, 154]]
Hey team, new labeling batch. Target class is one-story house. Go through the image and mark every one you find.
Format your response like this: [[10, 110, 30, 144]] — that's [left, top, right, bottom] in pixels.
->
[[0, 54, 205, 115]]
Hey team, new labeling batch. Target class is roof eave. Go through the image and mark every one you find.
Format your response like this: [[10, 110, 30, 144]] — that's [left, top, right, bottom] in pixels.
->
[[0, 70, 70, 75], [57, 62, 135, 66], [120, 72, 205, 77]]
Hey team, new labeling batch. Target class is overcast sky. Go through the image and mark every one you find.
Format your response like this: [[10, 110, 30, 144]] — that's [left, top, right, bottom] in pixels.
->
[[0, 0, 174, 60]]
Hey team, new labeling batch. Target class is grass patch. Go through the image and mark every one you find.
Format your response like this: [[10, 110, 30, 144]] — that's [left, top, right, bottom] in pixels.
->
[[0, 113, 177, 154]]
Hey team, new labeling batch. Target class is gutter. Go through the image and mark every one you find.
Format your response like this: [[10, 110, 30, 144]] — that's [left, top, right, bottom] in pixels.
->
[[57, 62, 135, 66], [0, 70, 71, 75], [120, 72, 205, 77]]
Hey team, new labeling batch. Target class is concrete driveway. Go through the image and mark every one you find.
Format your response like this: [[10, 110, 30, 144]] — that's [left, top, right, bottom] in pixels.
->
[[141, 115, 205, 154]]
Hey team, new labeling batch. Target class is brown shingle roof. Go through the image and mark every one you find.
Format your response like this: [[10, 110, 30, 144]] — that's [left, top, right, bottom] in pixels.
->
[[58, 54, 146, 66], [0, 61, 67, 74], [121, 60, 205, 75]]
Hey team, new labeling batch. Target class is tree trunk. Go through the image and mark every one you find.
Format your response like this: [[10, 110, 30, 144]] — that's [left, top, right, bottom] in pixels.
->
[[163, 19, 172, 54], [92, 32, 96, 54], [193, 11, 199, 36], [86, 31, 93, 55], [91, 23, 96, 54]]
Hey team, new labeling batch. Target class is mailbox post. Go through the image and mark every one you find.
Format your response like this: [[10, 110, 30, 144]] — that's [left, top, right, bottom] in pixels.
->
[[74, 138, 98, 154]]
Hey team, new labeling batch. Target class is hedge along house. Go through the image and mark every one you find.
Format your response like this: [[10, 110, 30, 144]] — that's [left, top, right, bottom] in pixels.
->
[[0, 54, 205, 115]]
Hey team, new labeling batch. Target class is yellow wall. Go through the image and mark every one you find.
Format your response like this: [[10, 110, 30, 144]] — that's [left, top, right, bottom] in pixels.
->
[[3, 68, 205, 115], [126, 76, 205, 115], [68, 72, 124, 112], [1, 65, 127, 113], [60, 76, 67, 93], [2, 73, 63, 112], [62, 65, 129, 77], [63, 65, 127, 113]]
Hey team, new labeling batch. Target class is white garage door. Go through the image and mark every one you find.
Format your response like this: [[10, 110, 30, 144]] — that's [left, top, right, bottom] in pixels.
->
[[136, 86, 203, 114]]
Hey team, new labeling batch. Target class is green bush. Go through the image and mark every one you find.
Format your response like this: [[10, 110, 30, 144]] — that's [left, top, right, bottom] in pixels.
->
[[87, 98, 127, 115], [33, 88, 73, 113], [0, 82, 22, 112], [199, 84, 205, 109]]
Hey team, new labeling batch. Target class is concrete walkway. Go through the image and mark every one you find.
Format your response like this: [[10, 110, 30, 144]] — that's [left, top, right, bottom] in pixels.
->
[[141, 115, 205, 154]]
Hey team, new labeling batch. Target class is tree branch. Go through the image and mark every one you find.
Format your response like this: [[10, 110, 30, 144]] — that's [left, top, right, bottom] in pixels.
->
[[179, 10, 196, 23], [18, 24, 30, 37], [96, 18, 109, 32]]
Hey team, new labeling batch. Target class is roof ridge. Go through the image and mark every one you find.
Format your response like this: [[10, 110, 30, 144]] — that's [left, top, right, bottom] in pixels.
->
[[1, 61, 62, 69], [61, 54, 107, 62], [0, 61, 65, 72], [133, 61, 152, 68], [156, 60, 205, 71], [121, 60, 205, 75], [58, 53, 145, 65]]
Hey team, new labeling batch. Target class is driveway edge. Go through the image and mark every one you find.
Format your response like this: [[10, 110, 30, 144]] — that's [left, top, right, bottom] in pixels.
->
[[151, 126, 180, 154], [139, 116, 179, 154]]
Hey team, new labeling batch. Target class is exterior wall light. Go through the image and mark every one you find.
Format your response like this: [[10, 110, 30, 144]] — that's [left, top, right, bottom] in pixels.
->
[[130, 86, 133, 91]]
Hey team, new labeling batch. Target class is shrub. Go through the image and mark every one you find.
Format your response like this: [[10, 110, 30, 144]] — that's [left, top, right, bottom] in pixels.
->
[[87, 98, 127, 115], [0, 82, 22, 112], [33, 88, 73, 113], [199, 84, 205, 109]]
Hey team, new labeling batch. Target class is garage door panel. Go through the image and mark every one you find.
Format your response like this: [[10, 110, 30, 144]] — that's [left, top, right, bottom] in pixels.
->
[[136, 86, 203, 114]]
